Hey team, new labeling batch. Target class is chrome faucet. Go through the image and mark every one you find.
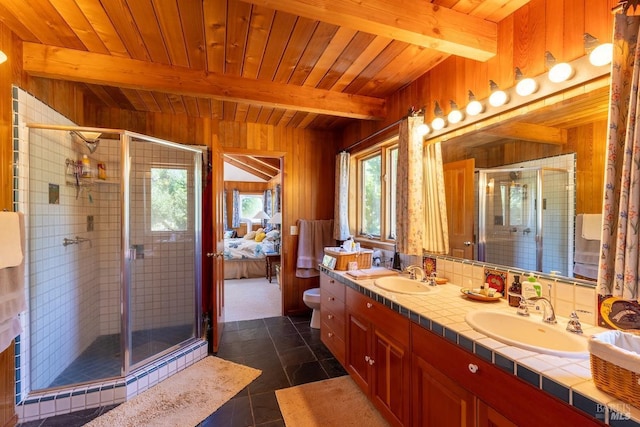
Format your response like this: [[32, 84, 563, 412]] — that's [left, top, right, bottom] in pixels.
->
[[527, 296, 557, 324], [405, 265, 426, 282]]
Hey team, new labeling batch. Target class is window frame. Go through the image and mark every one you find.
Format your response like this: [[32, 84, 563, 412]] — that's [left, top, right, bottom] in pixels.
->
[[354, 138, 398, 244], [238, 193, 265, 225]]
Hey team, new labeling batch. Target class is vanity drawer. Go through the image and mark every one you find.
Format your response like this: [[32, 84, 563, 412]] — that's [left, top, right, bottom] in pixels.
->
[[320, 273, 345, 301], [321, 287, 345, 319], [346, 287, 409, 345], [321, 307, 345, 341], [321, 321, 345, 365]]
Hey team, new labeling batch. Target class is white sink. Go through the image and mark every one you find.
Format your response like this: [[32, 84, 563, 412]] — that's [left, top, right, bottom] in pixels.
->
[[464, 310, 589, 358], [374, 276, 440, 295]]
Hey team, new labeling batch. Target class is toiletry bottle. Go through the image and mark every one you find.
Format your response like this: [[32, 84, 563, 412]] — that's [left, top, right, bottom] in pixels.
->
[[508, 275, 521, 307], [522, 273, 542, 302], [82, 155, 91, 177]]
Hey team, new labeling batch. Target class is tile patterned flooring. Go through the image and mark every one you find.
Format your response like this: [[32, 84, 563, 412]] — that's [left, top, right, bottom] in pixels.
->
[[17, 314, 347, 426]]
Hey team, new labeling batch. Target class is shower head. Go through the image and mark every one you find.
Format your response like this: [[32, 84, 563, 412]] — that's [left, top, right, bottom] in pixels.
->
[[71, 130, 102, 153]]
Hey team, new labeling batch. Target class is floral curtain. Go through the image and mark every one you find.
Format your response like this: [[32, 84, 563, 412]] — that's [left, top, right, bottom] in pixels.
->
[[423, 142, 449, 254], [396, 116, 424, 255], [264, 190, 272, 216], [334, 152, 351, 240], [598, 13, 640, 301], [231, 189, 240, 228], [274, 184, 281, 213]]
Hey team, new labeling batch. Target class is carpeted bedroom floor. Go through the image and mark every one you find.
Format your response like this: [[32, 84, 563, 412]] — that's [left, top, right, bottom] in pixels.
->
[[224, 276, 282, 321]]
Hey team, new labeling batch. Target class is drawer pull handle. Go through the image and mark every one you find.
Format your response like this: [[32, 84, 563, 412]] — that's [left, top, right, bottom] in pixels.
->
[[366, 302, 373, 309], [328, 332, 334, 338], [327, 314, 334, 320], [468, 363, 479, 374], [330, 279, 335, 283], [328, 297, 335, 301]]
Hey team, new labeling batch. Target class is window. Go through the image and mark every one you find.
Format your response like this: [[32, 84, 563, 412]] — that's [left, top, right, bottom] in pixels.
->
[[239, 194, 264, 223], [151, 168, 188, 231], [356, 141, 398, 242]]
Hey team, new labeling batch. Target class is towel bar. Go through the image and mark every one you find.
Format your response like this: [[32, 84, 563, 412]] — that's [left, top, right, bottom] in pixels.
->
[[62, 236, 91, 247]]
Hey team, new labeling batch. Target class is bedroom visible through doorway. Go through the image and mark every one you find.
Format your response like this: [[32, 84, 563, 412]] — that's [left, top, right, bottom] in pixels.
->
[[223, 152, 283, 322]]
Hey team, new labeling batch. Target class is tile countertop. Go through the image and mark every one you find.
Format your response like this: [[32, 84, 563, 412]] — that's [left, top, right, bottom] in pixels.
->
[[320, 266, 640, 426]]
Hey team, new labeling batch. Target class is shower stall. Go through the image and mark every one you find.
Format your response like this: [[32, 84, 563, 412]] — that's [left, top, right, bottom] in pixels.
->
[[25, 124, 203, 392], [477, 166, 572, 276]]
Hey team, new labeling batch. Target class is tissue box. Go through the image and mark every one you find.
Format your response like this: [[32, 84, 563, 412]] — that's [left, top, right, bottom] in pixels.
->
[[324, 247, 373, 270], [589, 330, 640, 409]]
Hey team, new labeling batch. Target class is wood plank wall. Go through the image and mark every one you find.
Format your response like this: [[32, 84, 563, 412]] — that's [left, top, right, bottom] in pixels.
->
[[340, 0, 617, 196]]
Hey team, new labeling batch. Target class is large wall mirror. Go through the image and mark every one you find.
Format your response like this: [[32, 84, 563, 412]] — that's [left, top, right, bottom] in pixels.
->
[[433, 76, 610, 286]]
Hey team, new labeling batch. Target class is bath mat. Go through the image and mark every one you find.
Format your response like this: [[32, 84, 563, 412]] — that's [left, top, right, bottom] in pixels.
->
[[275, 375, 390, 426], [86, 356, 261, 427]]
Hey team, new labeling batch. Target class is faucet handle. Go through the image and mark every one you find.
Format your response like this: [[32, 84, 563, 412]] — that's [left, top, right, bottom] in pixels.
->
[[516, 296, 529, 317], [566, 311, 583, 334]]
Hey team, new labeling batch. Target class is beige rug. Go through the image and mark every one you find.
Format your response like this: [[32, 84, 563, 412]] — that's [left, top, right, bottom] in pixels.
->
[[275, 376, 390, 426], [225, 277, 282, 321], [86, 356, 261, 427]]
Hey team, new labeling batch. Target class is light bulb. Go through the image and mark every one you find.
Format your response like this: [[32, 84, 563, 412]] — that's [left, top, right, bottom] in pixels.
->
[[515, 77, 538, 97], [548, 63, 574, 83], [448, 109, 463, 124], [489, 90, 508, 107], [466, 100, 484, 116], [589, 43, 613, 66], [417, 123, 430, 136], [0, 50, 7, 64], [431, 117, 446, 131]]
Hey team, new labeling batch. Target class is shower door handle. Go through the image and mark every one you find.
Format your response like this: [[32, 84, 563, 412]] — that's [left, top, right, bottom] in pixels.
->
[[206, 252, 224, 258]]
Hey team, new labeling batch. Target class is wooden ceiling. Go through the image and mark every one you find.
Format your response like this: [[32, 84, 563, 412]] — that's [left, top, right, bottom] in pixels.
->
[[224, 154, 280, 181], [0, 0, 527, 130]]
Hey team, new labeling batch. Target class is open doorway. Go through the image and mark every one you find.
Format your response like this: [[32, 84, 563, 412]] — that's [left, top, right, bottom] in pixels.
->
[[222, 152, 283, 322]]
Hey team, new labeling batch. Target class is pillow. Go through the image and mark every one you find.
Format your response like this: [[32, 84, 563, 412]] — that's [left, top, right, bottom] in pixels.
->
[[255, 232, 267, 242], [244, 230, 256, 240], [264, 230, 280, 241], [255, 227, 265, 234], [223, 230, 236, 239]]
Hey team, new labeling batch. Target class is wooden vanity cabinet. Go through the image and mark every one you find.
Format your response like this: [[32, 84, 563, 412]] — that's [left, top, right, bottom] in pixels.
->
[[411, 323, 604, 427], [319, 272, 346, 365], [346, 286, 411, 427]]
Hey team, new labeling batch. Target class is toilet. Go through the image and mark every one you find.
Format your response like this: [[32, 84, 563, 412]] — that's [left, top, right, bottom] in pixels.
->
[[303, 288, 321, 329]]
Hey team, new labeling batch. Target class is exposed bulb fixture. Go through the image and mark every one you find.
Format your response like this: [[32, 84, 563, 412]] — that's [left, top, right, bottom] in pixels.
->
[[0, 50, 6, 64], [417, 123, 430, 136], [545, 51, 574, 83], [488, 80, 508, 107], [465, 90, 484, 116], [431, 101, 446, 131], [447, 100, 464, 124], [584, 33, 613, 67], [514, 67, 538, 97]]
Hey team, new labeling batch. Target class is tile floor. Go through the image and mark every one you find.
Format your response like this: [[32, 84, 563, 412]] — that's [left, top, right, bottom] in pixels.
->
[[17, 314, 347, 427]]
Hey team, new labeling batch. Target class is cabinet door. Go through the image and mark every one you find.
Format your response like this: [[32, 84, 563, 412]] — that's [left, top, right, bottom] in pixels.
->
[[412, 352, 476, 427], [371, 327, 411, 426], [346, 310, 370, 393], [478, 400, 517, 427]]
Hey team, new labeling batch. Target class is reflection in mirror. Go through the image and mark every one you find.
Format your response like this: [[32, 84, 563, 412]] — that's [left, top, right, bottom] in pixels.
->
[[439, 84, 609, 285]]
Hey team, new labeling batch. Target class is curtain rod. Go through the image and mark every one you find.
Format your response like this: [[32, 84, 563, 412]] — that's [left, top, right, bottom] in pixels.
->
[[343, 118, 403, 153]]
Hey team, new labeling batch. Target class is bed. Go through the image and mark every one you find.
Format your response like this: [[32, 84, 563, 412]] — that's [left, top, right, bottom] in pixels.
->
[[223, 233, 277, 279]]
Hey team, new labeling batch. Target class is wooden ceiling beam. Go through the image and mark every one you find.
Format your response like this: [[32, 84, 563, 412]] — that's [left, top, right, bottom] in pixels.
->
[[242, 0, 497, 61], [224, 155, 273, 181], [481, 122, 568, 145], [22, 43, 387, 120]]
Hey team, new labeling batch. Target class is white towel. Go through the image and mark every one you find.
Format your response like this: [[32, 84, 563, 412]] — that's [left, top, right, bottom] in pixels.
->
[[0, 212, 23, 269], [0, 212, 25, 353], [581, 213, 602, 241]]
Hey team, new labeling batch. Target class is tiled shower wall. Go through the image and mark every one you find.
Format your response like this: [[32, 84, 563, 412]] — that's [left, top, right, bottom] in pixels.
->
[[478, 154, 575, 277], [128, 140, 196, 332]]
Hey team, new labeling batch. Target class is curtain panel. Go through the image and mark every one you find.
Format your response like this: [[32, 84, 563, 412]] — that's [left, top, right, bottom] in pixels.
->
[[598, 13, 640, 301], [423, 142, 449, 254], [334, 152, 351, 240], [232, 189, 240, 228], [396, 116, 425, 255]]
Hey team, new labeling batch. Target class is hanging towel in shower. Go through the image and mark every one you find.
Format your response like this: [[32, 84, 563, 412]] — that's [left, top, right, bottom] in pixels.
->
[[582, 213, 602, 241], [0, 211, 23, 269], [0, 212, 25, 353]]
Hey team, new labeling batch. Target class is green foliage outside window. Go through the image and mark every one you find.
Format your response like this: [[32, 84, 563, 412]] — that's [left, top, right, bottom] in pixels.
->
[[362, 155, 381, 236], [151, 168, 188, 231]]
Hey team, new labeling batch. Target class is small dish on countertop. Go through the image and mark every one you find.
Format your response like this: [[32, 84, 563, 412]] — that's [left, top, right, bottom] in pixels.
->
[[460, 288, 502, 302]]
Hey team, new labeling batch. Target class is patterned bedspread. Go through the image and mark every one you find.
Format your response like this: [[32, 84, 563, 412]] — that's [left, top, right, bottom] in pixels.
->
[[224, 238, 275, 260]]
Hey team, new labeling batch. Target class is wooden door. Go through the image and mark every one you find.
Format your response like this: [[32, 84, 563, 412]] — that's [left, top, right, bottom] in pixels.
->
[[371, 328, 410, 426], [444, 159, 475, 260], [210, 136, 225, 352], [411, 353, 476, 427], [346, 311, 370, 393]]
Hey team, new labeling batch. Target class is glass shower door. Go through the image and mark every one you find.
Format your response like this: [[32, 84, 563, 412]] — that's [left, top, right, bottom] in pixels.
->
[[124, 134, 202, 371]]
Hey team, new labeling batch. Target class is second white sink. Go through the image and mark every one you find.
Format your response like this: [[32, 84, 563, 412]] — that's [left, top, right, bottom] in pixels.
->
[[465, 310, 589, 358], [374, 276, 440, 295]]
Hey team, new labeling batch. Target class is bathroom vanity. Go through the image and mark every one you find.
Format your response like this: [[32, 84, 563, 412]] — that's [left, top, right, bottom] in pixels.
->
[[319, 269, 613, 427]]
